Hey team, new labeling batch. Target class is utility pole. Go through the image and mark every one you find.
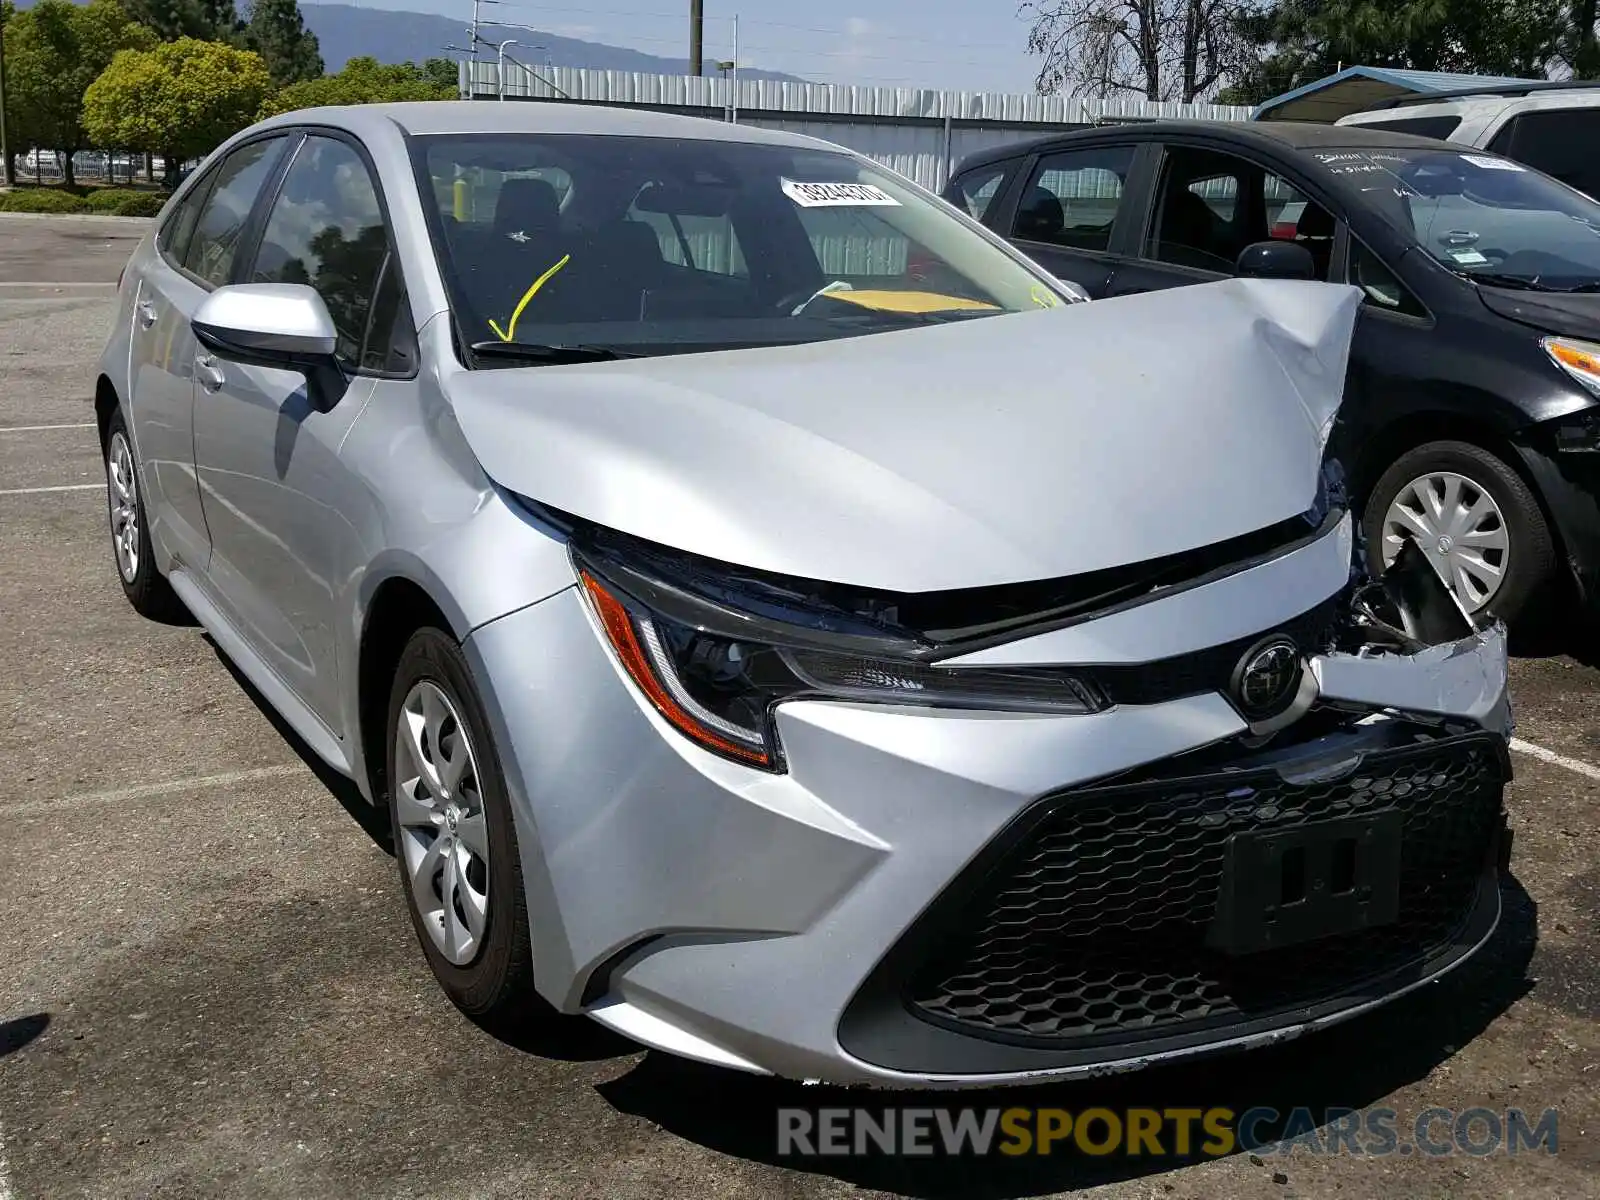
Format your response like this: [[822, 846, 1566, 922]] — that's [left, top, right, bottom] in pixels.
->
[[0, 13, 13, 189], [689, 0, 702, 75]]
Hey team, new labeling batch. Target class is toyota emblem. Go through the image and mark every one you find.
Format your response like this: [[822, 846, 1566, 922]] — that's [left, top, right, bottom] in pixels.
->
[[1230, 636, 1303, 719]]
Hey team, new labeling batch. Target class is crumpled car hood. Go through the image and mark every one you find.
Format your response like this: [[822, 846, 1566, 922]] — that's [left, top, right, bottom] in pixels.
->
[[449, 278, 1362, 592]]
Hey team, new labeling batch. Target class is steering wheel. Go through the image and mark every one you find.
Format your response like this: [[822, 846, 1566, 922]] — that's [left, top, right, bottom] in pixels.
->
[[772, 281, 852, 316]]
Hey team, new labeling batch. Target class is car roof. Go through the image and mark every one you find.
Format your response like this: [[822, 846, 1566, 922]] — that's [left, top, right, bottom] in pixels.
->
[[257, 100, 830, 150], [953, 119, 1452, 174]]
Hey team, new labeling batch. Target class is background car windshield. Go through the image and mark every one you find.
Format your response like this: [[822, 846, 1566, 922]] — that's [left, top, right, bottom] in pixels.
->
[[414, 134, 1064, 354], [1317, 147, 1600, 291]]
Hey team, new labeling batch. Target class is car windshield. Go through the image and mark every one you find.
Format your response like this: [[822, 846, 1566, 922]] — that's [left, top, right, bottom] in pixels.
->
[[1315, 146, 1600, 292], [412, 133, 1067, 361]]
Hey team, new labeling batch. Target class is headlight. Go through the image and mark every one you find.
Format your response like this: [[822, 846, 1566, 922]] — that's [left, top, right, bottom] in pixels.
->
[[574, 546, 1104, 772], [1543, 336, 1600, 398]]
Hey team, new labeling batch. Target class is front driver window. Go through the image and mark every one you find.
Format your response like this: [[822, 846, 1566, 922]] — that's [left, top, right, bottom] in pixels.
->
[[253, 136, 395, 366]]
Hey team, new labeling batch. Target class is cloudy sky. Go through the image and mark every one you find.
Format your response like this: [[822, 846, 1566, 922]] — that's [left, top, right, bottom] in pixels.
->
[[367, 0, 1044, 92]]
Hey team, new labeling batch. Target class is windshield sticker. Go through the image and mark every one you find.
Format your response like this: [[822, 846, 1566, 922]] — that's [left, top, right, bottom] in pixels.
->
[[1449, 248, 1490, 265], [1462, 153, 1525, 172], [781, 179, 902, 208]]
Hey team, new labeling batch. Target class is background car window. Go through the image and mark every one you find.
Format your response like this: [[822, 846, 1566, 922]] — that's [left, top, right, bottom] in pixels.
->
[[1265, 173, 1336, 279], [1349, 239, 1427, 318], [1357, 115, 1464, 139], [252, 136, 393, 366], [1012, 146, 1134, 252], [183, 139, 282, 287], [949, 165, 1008, 221], [1487, 110, 1600, 200], [158, 172, 213, 268], [1149, 148, 1253, 273]]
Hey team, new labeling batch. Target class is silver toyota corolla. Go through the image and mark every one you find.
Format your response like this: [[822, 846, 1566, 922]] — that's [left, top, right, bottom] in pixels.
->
[[96, 101, 1514, 1087]]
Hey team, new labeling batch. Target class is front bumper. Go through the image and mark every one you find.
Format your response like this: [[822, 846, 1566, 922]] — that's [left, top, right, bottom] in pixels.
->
[[463, 516, 1511, 1087]]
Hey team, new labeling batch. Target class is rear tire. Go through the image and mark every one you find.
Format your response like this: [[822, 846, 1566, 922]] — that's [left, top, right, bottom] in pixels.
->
[[104, 409, 187, 623], [385, 627, 536, 1025], [1362, 439, 1555, 624]]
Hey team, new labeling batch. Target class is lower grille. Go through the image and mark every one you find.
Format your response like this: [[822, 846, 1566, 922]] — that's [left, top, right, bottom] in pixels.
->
[[908, 733, 1505, 1044]]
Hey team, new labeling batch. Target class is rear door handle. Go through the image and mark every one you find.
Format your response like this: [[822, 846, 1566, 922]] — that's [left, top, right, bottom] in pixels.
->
[[195, 353, 226, 393], [136, 299, 158, 329]]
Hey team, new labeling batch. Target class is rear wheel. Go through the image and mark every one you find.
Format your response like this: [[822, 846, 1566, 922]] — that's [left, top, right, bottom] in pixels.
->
[[104, 410, 186, 622], [1362, 439, 1555, 623], [386, 627, 535, 1023]]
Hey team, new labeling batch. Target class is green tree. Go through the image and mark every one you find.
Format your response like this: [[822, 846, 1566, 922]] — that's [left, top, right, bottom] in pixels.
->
[[83, 37, 270, 182], [1222, 0, 1564, 105], [245, 0, 321, 87], [1559, 0, 1599, 76], [257, 54, 457, 117], [121, 0, 243, 43], [4, 0, 156, 186]]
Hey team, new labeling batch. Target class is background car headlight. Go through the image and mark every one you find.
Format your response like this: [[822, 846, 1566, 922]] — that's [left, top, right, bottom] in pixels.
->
[[575, 549, 1104, 771]]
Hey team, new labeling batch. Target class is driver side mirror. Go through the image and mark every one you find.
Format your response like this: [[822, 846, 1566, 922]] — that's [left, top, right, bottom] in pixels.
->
[[193, 283, 338, 365], [1236, 239, 1318, 281], [192, 283, 346, 409]]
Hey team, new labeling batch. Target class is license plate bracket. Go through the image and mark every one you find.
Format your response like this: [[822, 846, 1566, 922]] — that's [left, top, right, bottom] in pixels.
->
[[1207, 811, 1403, 956]]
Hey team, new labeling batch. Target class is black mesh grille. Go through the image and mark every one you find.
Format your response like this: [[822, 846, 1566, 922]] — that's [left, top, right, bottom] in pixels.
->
[[909, 734, 1504, 1043]]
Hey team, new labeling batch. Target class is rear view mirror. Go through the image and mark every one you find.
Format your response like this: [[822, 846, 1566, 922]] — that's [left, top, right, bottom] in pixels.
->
[[1236, 240, 1317, 281], [631, 181, 734, 217], [193, 283, 338, 366]]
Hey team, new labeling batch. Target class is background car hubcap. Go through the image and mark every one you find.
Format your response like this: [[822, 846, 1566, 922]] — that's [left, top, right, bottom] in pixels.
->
[[107, 432, 140, 583], [393, 680, 489, 965], [1381, 471, 1508, 613]]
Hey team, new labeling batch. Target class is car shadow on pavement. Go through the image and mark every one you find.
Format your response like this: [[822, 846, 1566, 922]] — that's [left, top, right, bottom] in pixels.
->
[[203, 635, 393, 855], [0, 1013, 49, 1060], [595, 878, 1538, 1199]]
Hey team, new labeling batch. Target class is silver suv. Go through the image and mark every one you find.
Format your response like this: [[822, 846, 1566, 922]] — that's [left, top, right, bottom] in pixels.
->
[[1339, 81, 1600, 198]]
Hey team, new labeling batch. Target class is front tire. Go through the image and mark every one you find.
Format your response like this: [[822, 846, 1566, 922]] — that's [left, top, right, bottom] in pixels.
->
[[104, 409, 187, 622], [1362, 439, 1555, 623], [385, 627, 535, 1023]]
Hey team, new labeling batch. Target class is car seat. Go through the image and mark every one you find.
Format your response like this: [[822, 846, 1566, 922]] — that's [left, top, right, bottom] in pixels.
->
[[1015, 186, 1065, 243]]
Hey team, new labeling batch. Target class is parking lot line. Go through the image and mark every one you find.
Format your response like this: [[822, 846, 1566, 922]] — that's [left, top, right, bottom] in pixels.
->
[[0, 423, 96, 433], [0, 484, 101, 496], [1509, 736, 1600, 782], [12, 764, 309, 818]]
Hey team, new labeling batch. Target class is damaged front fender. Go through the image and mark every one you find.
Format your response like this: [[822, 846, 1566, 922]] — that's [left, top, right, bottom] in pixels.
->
[[1311, 623, 1511, 736]]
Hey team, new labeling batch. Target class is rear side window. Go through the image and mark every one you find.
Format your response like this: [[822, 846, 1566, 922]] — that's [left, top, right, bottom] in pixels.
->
[[182, 139, 284, 288], [1354, 115, 1464, 140], [947, 164, 1010, 222], [627, 183, 749, 277], [158, 173, 212, 266], [252, 135, 395, 367], [1012, 146, 1135, 252], [1488, 110, 1600, 199]]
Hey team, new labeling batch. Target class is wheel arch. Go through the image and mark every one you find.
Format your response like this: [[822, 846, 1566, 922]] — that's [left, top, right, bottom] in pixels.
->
[[355, 573, 461, 808], [94, 374, 121, 451]]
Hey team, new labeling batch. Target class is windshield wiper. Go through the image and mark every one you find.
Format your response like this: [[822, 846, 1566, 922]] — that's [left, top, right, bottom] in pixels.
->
[[1546, 282, 1600, 294], [1460, 271, 1559, 292], [470, 341, 644, 365]]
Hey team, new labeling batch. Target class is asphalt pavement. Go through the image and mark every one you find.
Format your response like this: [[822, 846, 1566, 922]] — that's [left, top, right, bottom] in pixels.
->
[[0, 212, 1595, 1199]]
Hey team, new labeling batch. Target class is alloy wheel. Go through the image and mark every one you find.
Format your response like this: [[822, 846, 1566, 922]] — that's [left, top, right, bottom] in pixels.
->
[[107, 431, 140, 583], [1380, 470, 1509, 613], [393, 679, 490, 965]]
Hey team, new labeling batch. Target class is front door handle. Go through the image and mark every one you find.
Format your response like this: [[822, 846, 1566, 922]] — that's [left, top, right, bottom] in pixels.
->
[[195, 353, 226, 393], [136, 299, 158, 329]]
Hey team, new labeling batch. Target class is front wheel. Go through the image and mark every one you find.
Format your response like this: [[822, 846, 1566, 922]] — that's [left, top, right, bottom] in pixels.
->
[[385, 627, 536, 1024], [1362, 439, 1555, 623]]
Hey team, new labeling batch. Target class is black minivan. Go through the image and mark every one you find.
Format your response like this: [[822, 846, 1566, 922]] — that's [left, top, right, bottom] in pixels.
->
[[947, 121, 1600, 623]]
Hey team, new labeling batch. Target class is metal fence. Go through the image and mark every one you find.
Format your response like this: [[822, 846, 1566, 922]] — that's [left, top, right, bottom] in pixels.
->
[[459, 62, 1254, 193]]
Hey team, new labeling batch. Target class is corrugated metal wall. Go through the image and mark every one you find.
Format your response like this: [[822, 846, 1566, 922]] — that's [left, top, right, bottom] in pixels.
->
[[459, 62, 1253, 193]]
